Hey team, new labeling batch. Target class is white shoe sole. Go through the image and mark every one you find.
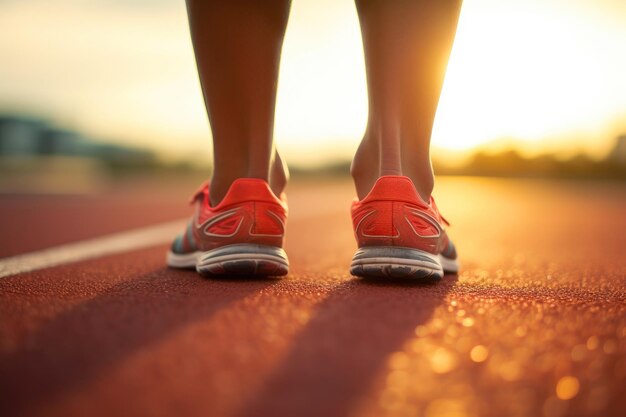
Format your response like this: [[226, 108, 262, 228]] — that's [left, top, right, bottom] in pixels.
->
[[167, 244, 289, 277], [350, 246, 459, 281]]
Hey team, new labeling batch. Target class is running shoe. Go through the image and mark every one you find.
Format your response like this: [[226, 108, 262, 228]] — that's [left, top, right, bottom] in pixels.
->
[[350, 175, 458, 280], [167, 178, 289, 276]]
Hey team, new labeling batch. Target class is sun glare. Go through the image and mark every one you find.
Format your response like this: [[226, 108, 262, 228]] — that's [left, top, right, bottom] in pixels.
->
[[272, 0, 626, 163], [433, 0, 626, 156], [0, 0, 624, 164]]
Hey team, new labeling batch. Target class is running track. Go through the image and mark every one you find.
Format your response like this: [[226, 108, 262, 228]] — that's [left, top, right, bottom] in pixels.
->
[[1, 177, 625, 417]]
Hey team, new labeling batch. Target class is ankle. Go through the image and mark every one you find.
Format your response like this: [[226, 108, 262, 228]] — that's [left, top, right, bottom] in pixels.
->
[[352, 128, 407, 199], [210, 152, 288, 206], [401, 144, 434, 201], [209, 172, 241, 206], [404, 165, 434, 202], [351, 135, 380, 200], [351, 132, 435, 202], [269, 150, 289, 197]]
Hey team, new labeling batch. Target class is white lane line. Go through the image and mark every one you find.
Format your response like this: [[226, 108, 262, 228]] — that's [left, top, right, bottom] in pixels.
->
[[0, 219, 186, 279], [0, 196, 349, 279]]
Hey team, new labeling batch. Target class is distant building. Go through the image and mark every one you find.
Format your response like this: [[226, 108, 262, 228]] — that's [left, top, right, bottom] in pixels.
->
[[37, 127, 83, 156], [0, 116, 82, 156], [0, 116, 47, 155], [0, 114, 155, 165]]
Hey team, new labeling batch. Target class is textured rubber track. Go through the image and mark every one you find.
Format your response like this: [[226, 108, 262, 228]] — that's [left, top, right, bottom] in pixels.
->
[[1, 178, 625, 417]]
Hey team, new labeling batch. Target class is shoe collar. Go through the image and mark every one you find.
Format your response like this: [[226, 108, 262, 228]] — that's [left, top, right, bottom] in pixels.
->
[[357, 175, 450, 226], [189, 178, 286, 209]]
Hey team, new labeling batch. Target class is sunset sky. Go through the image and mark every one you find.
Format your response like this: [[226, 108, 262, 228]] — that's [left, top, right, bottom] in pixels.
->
[[1, 0, 625, 166]]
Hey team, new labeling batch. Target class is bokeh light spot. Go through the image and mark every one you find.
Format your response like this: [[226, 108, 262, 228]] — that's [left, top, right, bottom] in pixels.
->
[[470, 345, 489, 362], [556, 376, 580, 400]]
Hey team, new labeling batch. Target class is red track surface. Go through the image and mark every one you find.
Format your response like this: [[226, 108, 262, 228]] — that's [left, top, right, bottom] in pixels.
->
[[1, 177, 625, 417]]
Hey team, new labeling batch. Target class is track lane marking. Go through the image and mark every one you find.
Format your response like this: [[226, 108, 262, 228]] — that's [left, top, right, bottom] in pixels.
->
[[0, 196, 349, 279], [0, 219, 186, 278]]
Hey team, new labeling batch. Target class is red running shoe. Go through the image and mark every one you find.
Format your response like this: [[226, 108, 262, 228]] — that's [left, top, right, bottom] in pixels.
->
[[167, 178, 289, 276], [350, 176, 458, 280]]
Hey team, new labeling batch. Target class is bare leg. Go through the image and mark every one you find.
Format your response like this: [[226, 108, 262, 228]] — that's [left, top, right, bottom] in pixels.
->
[[186, 0, 291, 205], [352, 0, 462, 201]]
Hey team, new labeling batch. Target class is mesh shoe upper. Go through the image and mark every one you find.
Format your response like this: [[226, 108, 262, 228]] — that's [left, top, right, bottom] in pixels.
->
[[351, 176, 456, 259], [171, 178, 287, 255]]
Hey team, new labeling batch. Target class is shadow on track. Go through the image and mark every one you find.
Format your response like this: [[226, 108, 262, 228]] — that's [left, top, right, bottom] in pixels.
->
[[237, 274, 458, 417], [0, 267, 278, 416]]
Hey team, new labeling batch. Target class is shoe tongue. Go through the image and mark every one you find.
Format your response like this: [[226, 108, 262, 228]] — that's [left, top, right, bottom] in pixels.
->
[[189, 181, 209, 204]]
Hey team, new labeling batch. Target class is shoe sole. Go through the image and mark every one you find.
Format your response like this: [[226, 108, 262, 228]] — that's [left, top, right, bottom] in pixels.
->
[[350, 246, 458, 281], [167, 244, 289, 277]]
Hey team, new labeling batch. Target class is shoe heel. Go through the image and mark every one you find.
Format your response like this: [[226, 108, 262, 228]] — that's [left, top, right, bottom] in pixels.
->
[[196, 244, 289, 277], [350, 246, 443, 281]]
